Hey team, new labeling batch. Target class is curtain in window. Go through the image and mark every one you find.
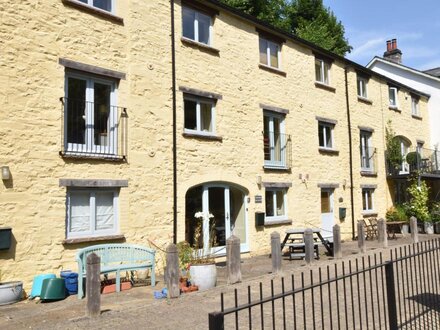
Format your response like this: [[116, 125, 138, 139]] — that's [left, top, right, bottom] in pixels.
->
[[70, 192, 90, 233], [95, 192, 114, 230]]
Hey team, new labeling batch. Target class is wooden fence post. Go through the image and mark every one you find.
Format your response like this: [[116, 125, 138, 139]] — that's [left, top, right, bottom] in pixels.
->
[[304, 229, 314, 264], [166, 244, 180, 298], [378, 218, 388, 248], [227, 235, 242, 284], [271, 232, 281, 274], [86, 253, 101, 318], [410, 216, 419, 243], [333, 224, 342, 259], [357, 221, 366, 254]]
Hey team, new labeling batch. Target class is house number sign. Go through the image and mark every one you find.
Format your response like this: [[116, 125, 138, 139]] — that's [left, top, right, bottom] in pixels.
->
[[255, 195, 263, 203]]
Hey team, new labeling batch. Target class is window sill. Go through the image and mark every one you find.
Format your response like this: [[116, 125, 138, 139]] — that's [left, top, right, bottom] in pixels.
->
[[182, 131, 223, 141], [315, 82, 336, 92], [412, 114, 423, 120], [264, 218, 292, 226], [180, 37, 220, 55], [357, 96, 373, 105], [389, 106, 401, 112], [62, 0, 124, 24], [360, 170, 377, 177], [258, 64, 287, 77], [319, 147, 339, 155], [60, 151, 126, 162], [362, 211, 378, 217], [62, 234, 125, 245], [263, 165, 291, 172]]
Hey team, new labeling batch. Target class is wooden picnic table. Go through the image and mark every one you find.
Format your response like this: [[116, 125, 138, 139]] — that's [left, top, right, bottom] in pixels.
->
[[280, 228, 333, 259], [386, 221, 407, 239]]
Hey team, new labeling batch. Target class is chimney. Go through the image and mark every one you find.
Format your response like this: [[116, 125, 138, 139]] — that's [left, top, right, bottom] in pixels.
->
[[384, 38, 402, 64]]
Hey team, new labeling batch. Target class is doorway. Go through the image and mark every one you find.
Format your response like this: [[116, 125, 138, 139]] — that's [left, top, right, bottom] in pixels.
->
[[320, 188, 334, 241]]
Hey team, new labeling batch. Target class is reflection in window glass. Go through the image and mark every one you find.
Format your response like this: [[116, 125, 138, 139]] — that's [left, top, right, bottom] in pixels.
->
[[184, 99, 197, 130]]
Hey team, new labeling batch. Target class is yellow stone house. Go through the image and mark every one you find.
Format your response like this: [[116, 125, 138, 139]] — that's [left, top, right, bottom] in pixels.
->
[[0, 0, 431, 291]]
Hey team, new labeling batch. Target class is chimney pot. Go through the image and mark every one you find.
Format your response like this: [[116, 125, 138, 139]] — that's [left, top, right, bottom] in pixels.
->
[[391, 39, 397, 50]]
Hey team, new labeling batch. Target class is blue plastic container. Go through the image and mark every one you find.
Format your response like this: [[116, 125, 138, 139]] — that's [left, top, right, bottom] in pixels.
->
[[30, 274, 56, 298], [60, 270, 78, 295]]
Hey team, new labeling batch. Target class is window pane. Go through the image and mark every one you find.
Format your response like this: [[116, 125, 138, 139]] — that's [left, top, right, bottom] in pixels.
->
[[323, 62, 329, 84], [70, 192, 90, 233], [269, 42, 279, 68], [276, 190, 284, 216], [182, 7, 195, 40], [325, 126, 332, 148], [200, 102, 212, 132], [259, 38, 268, 65], [318, 124, 324, 147], [321, 191, 331, 213], [184, 99, 197, 130], [94, 83, 111, 146], [197, 13, 211, 45], [273, 117, 281, 161], [265, 191, 274, 217], [93, 0, 111, 12], [315, 60, 322, 82], [389, 88, 396, 105], [95, 192, 114, 230], [67, 77, 87, 144], [263, 116, 270, 161]]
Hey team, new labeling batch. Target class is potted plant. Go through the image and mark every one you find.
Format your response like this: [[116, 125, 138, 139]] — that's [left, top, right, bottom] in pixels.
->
[[386, 205, 409, 234], [406, 151, 421, 172], [404, 181, 431, 234]]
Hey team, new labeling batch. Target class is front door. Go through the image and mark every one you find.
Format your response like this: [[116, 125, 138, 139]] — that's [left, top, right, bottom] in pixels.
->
[[320, 189, 334, 241]]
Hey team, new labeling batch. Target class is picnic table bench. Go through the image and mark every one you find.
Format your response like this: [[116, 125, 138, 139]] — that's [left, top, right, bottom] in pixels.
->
[[281, 228, 333, 260], [76, 243, 156, 299]]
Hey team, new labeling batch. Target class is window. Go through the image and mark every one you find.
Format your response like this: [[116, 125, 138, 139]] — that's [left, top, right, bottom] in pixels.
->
[[357, 76, 368, 98], [184, 96, 215, 135], [65, 73, 119, 156], [265, 189, 287, 222], [362, 188, 374, 212], [67, 189, 119, 238], [263, 112, 288, 168], [389, 87, 398, 107], [411, 97, 420, 116], [77, 0, 113, 12], [360, 131, 374, 171], [182, 6, 212, 45], [259, 37, 280, 69], [318, 122, 334, 149], [315, 58, 330, 85]]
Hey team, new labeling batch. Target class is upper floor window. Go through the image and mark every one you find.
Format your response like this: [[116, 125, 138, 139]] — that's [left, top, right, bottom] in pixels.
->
[[411, 96, 420, 117], [357, 75, 368, 98], [315, 58, 330, 85], [265, 188, 288, 222], [389, 87, 398, 108], [259, 37, 280, 69], [184, 96, 215, 136], [182, 6, 212, 45], [362, 188, 375, 212], [263, 112, 289, 168], [318, 121, 334, 149], [77, 0, 113, 12], [360, 130, 374, 172]]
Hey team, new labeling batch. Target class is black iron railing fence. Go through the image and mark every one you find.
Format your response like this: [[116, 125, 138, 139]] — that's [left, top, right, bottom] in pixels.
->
[[386, 147, 440, 176], [209, 239, 440, 329]]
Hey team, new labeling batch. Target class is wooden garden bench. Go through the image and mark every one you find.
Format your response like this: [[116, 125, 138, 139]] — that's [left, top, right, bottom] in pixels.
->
[[76, 243, 156, 299]]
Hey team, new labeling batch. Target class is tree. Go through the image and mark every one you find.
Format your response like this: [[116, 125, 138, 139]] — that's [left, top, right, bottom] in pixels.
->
[[220, 0, 352, 56]]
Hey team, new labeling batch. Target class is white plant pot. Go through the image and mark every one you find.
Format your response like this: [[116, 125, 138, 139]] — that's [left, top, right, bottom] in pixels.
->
[[0, 281, 23, 306], [424, 222, 434, 235], [189, 264, 217, 291], [401, 224, 409, 235]]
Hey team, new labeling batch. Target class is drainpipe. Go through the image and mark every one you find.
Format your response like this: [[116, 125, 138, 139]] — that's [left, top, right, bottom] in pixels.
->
[[344, 67, 356, 241], [171, 0, 177, 244]]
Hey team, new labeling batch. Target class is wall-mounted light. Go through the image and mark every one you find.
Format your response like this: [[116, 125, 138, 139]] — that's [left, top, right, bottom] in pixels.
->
[[256, 175, 262, 186], [1, 166, 10, 180]]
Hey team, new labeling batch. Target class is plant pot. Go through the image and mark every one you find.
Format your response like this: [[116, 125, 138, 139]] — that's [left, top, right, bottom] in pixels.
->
[[425, 222, 434, 235], [401, 224, 409, 235], [189, 264, 217, 291], [0, 281, 23, 305], [434, 223, 440, 234]]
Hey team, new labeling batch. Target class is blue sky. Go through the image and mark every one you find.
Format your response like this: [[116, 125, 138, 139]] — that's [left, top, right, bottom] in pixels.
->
[[323, 0, 440, 71]]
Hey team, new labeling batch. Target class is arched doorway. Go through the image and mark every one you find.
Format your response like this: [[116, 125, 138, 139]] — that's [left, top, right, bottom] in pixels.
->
[[185, 183, 249, 255]]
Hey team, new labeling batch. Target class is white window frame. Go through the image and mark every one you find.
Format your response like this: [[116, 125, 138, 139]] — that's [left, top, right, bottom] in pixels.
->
[[66, 188, 119, 239], [357, 76, 368, 98], [65, 72, 118, 156], [259, 37, 281, 69], [183, 96, 216, 136], [263, 112, 287, 168], [318, 121, 334, 149], [77, 0, 114, 13], [411, 97, 420, 116], [265, 188, 288, 223], [389, 87, 398, 107], [315, 58, 330, 85], [360, 131, 374, 172], [182, 6, 213, 45], [362, 188, 375, 212]]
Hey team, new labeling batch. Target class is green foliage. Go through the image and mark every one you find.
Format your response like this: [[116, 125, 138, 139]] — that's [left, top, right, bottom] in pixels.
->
[[385, 205, 408, 222], [430, 202, 440, 223], [220, 0, 352, 56], [385, 121, 403, 170], [406, 151, 421, 168], [404, 181, 430, 222], [177, 241, 193, 270]]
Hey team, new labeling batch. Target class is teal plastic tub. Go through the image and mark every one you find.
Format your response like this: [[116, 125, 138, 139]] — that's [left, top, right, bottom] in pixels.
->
[[30, 274, 56, 299], [40, 278, 66, 301]]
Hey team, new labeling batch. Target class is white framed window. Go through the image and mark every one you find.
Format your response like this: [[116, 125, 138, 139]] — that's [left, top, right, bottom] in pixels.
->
[[265, 189, 288, 222], [411, 96, 420, 116], [263, 112, 287, 168], [65, 72, 118, 156], [77, 0, 113, 13], [184, 96, 215, 136], [315, 58, 330, 85], [182, 6, 212, 45], [357, 76, 368, 98], [360, 131, 374, 171], [318, 122, 334, 149], [362, 188, 374, 212], [389, 87, 398, 107], [259, 37, 281, 69], [67, 188, 119, 238]]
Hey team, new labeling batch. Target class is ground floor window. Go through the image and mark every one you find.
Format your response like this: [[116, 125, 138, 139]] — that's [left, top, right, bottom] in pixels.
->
[[67, 188, 118, 238], [362, 188, 375, 212], [265, 189, 287, 222]]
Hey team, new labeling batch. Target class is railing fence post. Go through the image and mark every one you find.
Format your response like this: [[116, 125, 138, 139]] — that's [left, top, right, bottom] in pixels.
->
[[357, 221, 366, 253], [304, 228, 314, 264], [333, 224, 342, 258], [271, 231, 282, 273], [378, 218, 388, 248], [410, 216, 419, 243], [166, 244, 180, 298], [385, 261, 398, 330], [86, 253, 101, 318], [209, 312, 225, 330], [226, 235, 242, 284]]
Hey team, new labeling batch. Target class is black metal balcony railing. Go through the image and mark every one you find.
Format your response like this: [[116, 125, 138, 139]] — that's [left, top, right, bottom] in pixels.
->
[[386, 147, 440, 176], [60, 97, 128, 160], [263, 132, 292, 169], [360, 146, 377, 174]]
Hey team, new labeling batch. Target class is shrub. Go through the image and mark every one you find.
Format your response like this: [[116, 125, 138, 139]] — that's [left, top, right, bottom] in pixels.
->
[[404, 181, 430, 222]]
